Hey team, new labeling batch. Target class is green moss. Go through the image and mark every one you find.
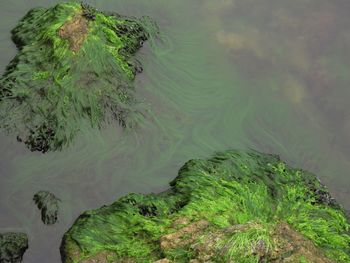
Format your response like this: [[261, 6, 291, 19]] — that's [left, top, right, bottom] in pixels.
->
[[0, 232, 28, 262], [0, 2, 157, 152], [217, 222, 272, 261], [60, 150, 350, 262], [299, 255, 312, 263]]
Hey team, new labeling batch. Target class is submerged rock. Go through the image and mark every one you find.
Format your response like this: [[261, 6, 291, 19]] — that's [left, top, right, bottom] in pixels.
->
[[33, 191, 60, 225], [0, 2, 157, 152], [0, 232, 28, 263], [60, 150, 350, 263]]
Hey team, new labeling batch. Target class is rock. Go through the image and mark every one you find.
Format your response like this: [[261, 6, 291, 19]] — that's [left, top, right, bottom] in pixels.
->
[[160, 220, 210, 250], [0, 232, 28, 263], [0, 2, 157, 152], [33, 191, 60, 225], [60, 150, 350, 262]]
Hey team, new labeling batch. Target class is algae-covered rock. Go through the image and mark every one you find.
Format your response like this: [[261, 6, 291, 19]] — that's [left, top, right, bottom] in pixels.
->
[[0, 232, 28, 263], [33, 190, 60, 225], [60, 150, 350, 263], [0, 2, 156, 152]]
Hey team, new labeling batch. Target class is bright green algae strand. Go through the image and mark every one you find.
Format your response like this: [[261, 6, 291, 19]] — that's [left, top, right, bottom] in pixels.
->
[[0, 2, 157, 152], [61, 150, 350, 263]]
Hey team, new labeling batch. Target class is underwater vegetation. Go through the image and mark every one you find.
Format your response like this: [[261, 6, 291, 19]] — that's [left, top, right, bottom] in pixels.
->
[[60, 150, 350, 263], [0, 2, 157, 152], [33, 190, 61, 225], [0, 232, 28, 263]]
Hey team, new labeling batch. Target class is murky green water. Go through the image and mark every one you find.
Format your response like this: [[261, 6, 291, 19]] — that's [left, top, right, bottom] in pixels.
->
[[1, 0, 350, 262]]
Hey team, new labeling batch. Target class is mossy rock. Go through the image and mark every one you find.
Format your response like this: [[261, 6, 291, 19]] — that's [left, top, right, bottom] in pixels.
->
[[60, 150, 350, 263], [0, 232, 28, 263], [33, 190, 61, 225], [0, 2, 157, 152]]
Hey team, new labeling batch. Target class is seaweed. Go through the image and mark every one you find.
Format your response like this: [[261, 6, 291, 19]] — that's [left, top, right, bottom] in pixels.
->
[[33, 191, 61, 225], [60, 150, 350, 263], [0, 2, 157, 152], [0, 232, 28, 263]]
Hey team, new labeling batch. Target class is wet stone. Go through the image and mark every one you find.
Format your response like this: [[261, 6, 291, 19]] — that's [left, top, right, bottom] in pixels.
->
[[0, 232, 28, 263], [33, 191, 60, 225]]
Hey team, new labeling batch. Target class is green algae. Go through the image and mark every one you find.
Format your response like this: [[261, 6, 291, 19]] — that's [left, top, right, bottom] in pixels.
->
[[33, 190, 61, 225], [1, 1, 350, 262], [60, 150, 350, 263], [0, 232, 28, 263], [0, 2, 157, 152]]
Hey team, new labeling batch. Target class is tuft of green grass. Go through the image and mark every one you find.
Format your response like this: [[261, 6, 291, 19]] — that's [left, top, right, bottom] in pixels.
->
[[218, 223, 272, 262]]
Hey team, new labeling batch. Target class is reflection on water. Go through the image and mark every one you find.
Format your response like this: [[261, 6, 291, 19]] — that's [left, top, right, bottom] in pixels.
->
[[0, 0, 349, 262]]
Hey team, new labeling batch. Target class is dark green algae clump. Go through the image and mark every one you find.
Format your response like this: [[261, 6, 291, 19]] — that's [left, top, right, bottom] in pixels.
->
[[0, 232, 28, 263], [0, 2, 156, 152], [60, 150, 350, 263], [33, 190, 61, 225]]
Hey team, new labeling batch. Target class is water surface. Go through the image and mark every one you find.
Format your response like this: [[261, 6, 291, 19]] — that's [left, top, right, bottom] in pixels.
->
[[1, 0, 350, 262]]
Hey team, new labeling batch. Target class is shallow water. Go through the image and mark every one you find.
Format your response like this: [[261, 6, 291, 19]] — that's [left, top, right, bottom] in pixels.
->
[[0, 0, 350, 262]]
